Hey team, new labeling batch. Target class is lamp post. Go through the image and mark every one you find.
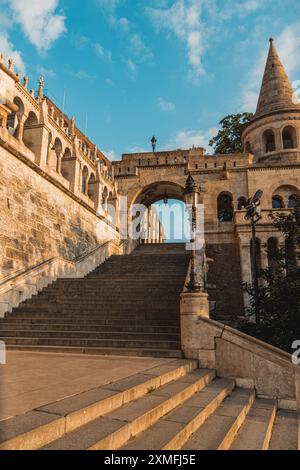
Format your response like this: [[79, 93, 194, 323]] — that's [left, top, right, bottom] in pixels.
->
[[151, 135, 157, 153], [245, 190, 263, 324], [184, 174, 201, 293]]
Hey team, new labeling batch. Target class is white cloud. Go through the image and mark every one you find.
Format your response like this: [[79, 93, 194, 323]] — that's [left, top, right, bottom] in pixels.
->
[[147, 0, 268, 79], [37, 65, 56, 78], [147, 0, 206, 77], [158, 97, 175, 112], [93, 42, 112, 61], [103, 149, 118, 161], [130, 33, 154, 63], [0, 33, 25, 72], [8, 0, 66, 54], [126, 58, 136, 73], [72, 70, 96, 80], [167, 127, 218, 150]]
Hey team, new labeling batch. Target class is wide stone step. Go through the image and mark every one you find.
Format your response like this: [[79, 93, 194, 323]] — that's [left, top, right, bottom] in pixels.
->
[[122, 378, 235, 450], [0, 323, 180, 333], [0, 359, 197, 450], [1, 337, 181, 350], [41, 369, 215, 450], [183, 389, 255, 450], [230, 399, 277, 450], [269, 410, 299, 450], [5, 344, 184, 358], [1, 317, 179, 326], [0, 329, 180, 341]]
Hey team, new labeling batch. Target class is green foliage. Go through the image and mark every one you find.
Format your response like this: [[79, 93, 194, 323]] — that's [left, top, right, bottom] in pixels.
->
[[240, 204, 300, 353], [209, 113, 254, 154]]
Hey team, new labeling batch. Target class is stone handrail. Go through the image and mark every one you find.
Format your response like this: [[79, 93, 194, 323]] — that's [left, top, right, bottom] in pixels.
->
[[180, 307, 300, 408], [0, 240, 124, 318]]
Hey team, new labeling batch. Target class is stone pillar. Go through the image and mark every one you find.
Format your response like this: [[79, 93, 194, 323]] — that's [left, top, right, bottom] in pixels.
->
[[238, 234, 252, 310], [180, 291, 210, 359], [16, 115, 25, 141], [260, 237, 269, 270], [56, 154, 62, 174]]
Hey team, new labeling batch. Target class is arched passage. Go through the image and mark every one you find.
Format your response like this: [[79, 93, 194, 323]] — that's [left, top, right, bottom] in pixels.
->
[[130, 181, 187, 244]]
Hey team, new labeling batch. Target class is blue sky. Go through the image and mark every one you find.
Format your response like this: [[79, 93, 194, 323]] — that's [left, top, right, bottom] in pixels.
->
[[1, 0, 300, 160]]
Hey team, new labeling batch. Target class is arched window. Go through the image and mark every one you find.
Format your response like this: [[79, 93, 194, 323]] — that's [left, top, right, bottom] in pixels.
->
[[272, 195, 284, 209], [24, 111, 38, 127], [53, 138, 62, 173], [7, 97, 25, 138], [102, 186, 108, 206], [288, 195, 299, 209], [87, 173, 98, 204], [263, 130, 276, 153], [285, 238, 297, 273], [218, 193, 234, 222], [81, 167, 89, 194], [61, 148, 72, 183], [23, 112, 39, 152], [267, 238, 279, 270], [244, 141, 252, 153], [238, 197, 247, 210], [282, 126, 297, 149]]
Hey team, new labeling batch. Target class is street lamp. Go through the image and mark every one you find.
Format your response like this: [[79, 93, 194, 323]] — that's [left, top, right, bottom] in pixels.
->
[[184, 174, 201, 293], [151, 135, 157, 153], [245, 190, 263, 324]]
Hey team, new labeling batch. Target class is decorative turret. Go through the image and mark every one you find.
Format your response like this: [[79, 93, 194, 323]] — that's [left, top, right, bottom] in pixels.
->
[[255, 38, 300, 117], [242, 38, 300, 163]]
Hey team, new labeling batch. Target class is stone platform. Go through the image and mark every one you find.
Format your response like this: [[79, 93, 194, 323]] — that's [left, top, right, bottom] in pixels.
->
[[0, 351, 171, 421]]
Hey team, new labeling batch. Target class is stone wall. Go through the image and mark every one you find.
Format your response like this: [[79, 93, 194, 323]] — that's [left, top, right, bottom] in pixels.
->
[[0, 147, 118, 280]]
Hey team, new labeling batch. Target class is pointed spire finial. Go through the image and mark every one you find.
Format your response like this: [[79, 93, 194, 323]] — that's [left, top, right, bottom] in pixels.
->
[[269, 37, 274, 44], [255, 37, 300, 116]]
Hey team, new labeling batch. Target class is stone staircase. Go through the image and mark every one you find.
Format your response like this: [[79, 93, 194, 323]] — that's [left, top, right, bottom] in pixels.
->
[[0, 244, 190, 357], [1, 359, 298, 451]]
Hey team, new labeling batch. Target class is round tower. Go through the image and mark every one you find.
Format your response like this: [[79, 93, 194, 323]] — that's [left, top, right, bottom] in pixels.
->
[[242, 38, 300, 164]]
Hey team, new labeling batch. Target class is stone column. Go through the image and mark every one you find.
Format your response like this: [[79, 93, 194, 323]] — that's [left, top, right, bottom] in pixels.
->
[[56, 154, 62, 174], [15, 115, 25, 141], [238, 234, 252, 311], [260, 237, 269, 270], [147, 207, 152, 244], [180, 291, 210, 360]]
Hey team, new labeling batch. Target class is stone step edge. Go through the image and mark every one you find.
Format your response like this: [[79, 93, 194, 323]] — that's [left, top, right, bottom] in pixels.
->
[[88, 370, 216, 451], [4, 345, 183, 358], [0, 360, 198, 451], [163, 380, 238, 451], [216, 390, 256, 450]]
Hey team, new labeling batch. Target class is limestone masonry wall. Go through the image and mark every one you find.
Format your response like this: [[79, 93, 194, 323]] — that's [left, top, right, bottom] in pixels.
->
[[0, 148, 117, 280]]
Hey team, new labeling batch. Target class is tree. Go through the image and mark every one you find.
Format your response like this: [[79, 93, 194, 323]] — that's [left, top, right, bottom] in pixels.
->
[[240, 203, 300, 353], [209, 113, 254, 154]]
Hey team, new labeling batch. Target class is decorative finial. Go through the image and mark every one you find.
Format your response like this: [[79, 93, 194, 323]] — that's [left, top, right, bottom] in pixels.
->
[[269, 37, 274, 44], [16, 72, 21, 82], [23, 76, 29, 89], [38, 76, 44, 100], [70, 116, 75, 136], [8, 58, 14, 72], [0, 53, 4, 64]]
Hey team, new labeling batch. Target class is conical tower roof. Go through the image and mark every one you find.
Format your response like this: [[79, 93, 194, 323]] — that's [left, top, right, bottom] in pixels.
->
[[255, 38, 300, 117]]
